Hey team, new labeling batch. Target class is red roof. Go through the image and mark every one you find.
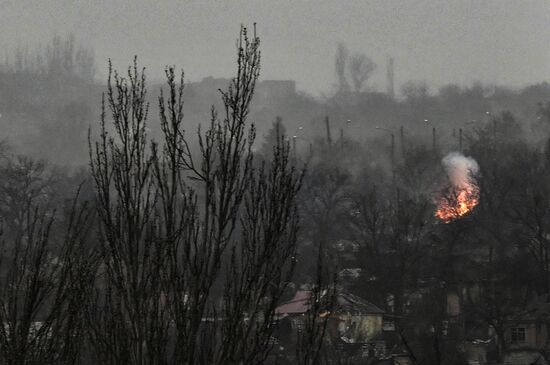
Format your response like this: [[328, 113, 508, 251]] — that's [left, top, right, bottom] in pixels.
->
[[275, 290, 312, 314], [275, 290, 385, 316]]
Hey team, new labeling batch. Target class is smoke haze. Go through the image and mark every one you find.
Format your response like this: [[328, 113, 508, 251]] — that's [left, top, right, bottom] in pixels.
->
[[442, 152, 480, 188], [1, 0, 549, 94]]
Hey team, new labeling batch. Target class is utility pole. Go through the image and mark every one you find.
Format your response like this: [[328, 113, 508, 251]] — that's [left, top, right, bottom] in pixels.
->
[[325, 116, 332, 146], [376, 126, 395, 180], [389, 133, 395, 184], [399, 125, 404, 158], [292, 136, 297, 161], [391, 133, 395, 167], [386, 56, 395, 98], [432, 127, 436, 152]]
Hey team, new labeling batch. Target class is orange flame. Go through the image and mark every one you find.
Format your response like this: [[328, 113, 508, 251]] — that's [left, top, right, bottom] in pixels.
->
[[435, 182, 479, 223]]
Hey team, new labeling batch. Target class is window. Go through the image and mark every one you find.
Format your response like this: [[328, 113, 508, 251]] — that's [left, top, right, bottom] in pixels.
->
[[510, 327, 526, 343]]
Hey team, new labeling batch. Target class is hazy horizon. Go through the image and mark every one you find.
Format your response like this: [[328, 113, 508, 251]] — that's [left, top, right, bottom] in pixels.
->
[[2, 4, 550, 364], [1, 0, 549, 95]]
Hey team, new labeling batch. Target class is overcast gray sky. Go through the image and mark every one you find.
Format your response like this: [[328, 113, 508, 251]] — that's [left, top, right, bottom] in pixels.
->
[[1, 0, 549, 94]]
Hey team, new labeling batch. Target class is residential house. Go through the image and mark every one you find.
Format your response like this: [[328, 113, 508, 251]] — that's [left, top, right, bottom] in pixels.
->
[[275, 289, 387, 361], [503, 295, 550, 355]]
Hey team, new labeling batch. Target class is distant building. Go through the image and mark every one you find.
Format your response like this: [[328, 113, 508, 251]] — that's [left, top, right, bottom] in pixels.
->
[[274, 289, 388, 361], [461, 294, 550, 364], [255, 80, 296, 102], [192, 77, 231, 97], [504, 295, 550, 352]]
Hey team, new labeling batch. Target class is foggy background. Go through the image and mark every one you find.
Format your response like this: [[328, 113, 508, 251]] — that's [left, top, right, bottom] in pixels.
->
[[1, 0, 549, 93], [2, 2, 550, 364], [0, 0, 549, 168]]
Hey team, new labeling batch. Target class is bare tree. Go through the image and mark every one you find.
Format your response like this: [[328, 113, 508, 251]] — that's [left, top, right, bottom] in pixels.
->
[[0, 157, 52, 235], [0, 159, 95, 365], [87, 58, 170, 365], [158, 27, 305, 365], [348, 53, 375, 92], [508, 150, 550, 293], [5, 34, 95, 81], [401, 81, 429, 102], [335, 43, 350, 93], [348, 183, 390, 304], [260, 116, 286, 158], [295, 250, 337, 365], [215, 134, 302, 364], [88, 25, 307, 365]]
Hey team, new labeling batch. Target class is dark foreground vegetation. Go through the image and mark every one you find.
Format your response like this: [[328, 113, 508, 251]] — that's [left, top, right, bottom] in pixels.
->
[[1, 26, 550, 365]]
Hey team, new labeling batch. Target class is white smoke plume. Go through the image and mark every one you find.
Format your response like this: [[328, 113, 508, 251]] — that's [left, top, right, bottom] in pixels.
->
[[442, 152, 479, 187]]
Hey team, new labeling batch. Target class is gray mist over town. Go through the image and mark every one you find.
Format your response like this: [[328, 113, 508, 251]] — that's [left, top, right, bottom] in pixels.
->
[[0, 1, 549, 364]]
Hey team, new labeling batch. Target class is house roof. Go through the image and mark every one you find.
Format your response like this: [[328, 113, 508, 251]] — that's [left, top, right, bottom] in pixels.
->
[[334, 292, 385, 315], [275, 290, 384, 316], [275, 290, 312, 314]]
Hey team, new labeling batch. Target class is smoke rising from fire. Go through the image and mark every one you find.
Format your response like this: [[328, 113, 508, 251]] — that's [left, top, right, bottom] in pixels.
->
[[442, 152, 479, 187], [435, 152, 480, 223]]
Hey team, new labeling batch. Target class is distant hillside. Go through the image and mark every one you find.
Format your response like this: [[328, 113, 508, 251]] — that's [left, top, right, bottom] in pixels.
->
[[1, 66, 549, 167]]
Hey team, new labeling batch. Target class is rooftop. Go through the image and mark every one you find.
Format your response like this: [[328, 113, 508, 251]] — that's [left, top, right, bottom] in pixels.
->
[[275, 290, 384, 316]]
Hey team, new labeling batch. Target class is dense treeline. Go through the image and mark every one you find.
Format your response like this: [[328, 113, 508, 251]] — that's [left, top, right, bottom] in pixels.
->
[[1, 34, 549, 171], [0, 26, 550, 364], [0, 34, 99, 165], [286, 102, 550, 363], [0, 27, 333, 364]]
